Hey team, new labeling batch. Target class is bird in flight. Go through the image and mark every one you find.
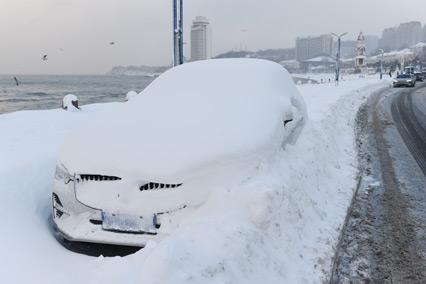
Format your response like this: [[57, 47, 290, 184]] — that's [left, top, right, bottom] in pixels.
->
[[42, 54, 48, 61], [13, 76, 20, 86]]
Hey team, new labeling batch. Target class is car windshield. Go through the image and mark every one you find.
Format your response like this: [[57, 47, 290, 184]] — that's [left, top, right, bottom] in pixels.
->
[[397, 74, 412, 79]]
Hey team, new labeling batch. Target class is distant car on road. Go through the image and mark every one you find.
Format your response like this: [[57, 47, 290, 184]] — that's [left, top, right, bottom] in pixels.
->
[[52, 59, 307, 247], [393, 74, 416, 88], [414, 71, 424, 82]]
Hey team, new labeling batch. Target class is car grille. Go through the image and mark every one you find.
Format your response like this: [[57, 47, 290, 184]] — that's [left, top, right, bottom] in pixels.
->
[[52, 192, 63, 207], [52, 193, 65, 218], [54, 208, 64, 218], [140, 182, 183, 191], [79, 174, 121, 181]]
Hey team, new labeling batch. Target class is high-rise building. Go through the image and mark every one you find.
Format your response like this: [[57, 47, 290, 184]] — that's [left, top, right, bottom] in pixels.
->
[[340, 40, 357, 58], [380, 22, 422, 51], [397, 21, 422, 49], [295, 34, 334, 62], [364, 35, 379, 55], [423, 25, 426, 42], [379, 27, 398, 51], [190, 16, 212, 61]]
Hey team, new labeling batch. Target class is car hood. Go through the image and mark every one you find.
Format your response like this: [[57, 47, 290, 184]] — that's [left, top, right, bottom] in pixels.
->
[[59, 59, 304, 183]]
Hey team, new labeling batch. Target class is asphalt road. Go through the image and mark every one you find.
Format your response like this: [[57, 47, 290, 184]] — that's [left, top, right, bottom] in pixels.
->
[[331, 84, 426, 283], [391, 88, 426, 175]]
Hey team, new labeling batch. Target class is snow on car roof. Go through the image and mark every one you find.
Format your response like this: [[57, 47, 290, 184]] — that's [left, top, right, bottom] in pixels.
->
[[60, 59, 304, 181]]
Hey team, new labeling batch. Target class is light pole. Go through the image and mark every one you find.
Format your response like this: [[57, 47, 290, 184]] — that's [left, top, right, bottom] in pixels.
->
[[378, 49, 384, 80], [173, 0, 184, 66], [331, 32, 347, 85]]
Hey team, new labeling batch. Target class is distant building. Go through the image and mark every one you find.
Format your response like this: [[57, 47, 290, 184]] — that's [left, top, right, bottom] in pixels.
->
[[364, 35, 379, 55], [355, 32, 367, 72], [380, 22, 422, 51], [423, 25, 426, 42], [190, 16, 212, 61], [397, 21, 422, 49], [300, 55, 335, 73], [295, 34, 334, 62], [340, 36, 378, 58], [379, 27, 398, 51], [340, 40, 357, 58]]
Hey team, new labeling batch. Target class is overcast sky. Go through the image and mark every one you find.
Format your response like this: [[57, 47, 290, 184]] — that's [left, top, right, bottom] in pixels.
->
[[1, 0, 426, 74]]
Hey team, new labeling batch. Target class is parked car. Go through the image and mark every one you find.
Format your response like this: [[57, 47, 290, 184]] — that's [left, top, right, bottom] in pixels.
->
[[393, 74, 416, 88], [52, 59, 307, 247], [414, 72, 424, 82]]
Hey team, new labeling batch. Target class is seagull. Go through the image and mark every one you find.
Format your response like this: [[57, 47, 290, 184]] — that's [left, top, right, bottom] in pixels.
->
[[42, 54, 48, 61], [13, 76, 20, 86]]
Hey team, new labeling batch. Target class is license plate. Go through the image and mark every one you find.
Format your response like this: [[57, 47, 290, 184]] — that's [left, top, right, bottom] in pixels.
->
[[102, 212, 153, 233]]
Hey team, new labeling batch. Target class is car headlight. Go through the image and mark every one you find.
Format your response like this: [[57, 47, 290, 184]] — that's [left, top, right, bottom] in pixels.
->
[[407, 80, 412, 82], [55, 164, 73, 184]]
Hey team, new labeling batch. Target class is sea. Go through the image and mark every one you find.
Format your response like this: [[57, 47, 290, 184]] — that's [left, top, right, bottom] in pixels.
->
[[0, 75, 155, 114]]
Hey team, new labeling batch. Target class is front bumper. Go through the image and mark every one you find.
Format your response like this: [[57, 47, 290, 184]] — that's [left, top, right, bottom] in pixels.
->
[[393, 81, 414, 87], [52, 179, 164, 247]]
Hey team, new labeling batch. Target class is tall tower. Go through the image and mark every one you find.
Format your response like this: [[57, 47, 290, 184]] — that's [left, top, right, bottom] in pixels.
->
[[190, 16, 212, 61], [355, 32, 367, 73]]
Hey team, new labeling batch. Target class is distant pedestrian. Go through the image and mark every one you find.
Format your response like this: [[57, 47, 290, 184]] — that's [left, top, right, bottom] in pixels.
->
[[389, 71, 392, 78]]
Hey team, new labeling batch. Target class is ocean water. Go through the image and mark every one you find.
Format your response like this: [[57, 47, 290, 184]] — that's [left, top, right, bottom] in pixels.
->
[[0, 75, 155, 114]]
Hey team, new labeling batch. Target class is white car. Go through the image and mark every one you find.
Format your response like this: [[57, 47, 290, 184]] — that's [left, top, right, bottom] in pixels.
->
[[52, 59, 307, 247]]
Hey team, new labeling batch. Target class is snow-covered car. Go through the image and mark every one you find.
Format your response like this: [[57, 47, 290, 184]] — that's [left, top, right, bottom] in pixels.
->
[[52, 59, 307, 247]]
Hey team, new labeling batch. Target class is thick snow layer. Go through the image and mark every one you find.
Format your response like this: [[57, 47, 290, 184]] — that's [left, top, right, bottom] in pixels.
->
[[60, 59, 304, 182], [58, 59, 306, 215], [0, 71, 388, 283]]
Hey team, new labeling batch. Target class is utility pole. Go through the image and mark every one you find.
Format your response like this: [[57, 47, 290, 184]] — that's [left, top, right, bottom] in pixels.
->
[[173, 0, 184, 66], [378, 49, 384, 80], [331, 32, 347, 85]]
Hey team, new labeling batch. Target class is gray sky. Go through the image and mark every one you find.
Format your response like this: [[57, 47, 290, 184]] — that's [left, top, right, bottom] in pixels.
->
[[1, 0, 425, 74]]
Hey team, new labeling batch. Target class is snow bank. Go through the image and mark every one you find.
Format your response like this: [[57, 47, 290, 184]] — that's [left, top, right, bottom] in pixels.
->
[[0, 69, 388, 283]]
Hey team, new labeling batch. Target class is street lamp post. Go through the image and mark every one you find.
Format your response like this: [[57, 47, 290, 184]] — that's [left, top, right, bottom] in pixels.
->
[[378, 49, 384, 80], [173, 0, 184, 66], [331, 32, 347, 85]]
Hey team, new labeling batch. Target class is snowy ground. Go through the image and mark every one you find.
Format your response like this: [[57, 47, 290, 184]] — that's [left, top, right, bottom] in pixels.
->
[[0, 76, 389, 283]]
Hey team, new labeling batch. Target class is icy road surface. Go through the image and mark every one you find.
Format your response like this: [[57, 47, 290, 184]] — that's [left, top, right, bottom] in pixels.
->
[[332, 84, 426, 282], [0, 75, 387, 283]]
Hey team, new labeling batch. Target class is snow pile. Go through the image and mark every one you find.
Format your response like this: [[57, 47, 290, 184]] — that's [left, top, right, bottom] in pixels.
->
[[125, 90, 138, 101], [0, 65, 388, 283], [62, 94, 80, 111]]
